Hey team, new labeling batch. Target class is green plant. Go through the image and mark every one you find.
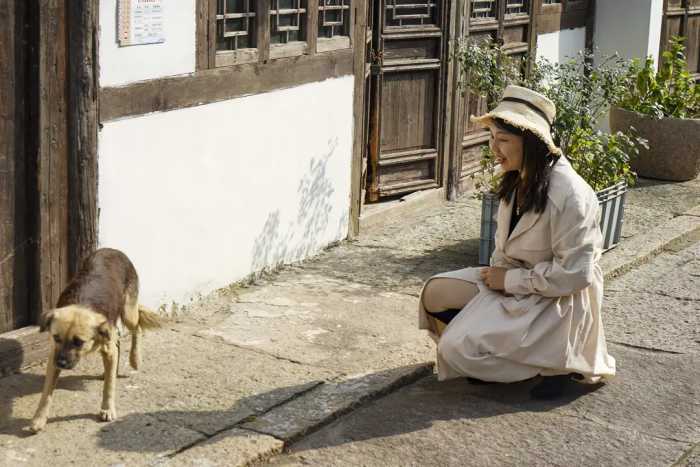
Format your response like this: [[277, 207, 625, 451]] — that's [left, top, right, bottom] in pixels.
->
[[470, 146, 502, 199], [458, 39, 644, 194], [567, 128, 645, 192], [456, 39, 521, 110], [618, 37, 700, 119]]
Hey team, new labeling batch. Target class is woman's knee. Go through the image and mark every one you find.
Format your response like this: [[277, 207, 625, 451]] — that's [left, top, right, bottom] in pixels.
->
[[421, 277, 478, 313], [421, 277, 447, 313]]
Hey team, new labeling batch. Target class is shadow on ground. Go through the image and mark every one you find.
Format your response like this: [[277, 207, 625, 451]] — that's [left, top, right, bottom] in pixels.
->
[[91, 368, 599, 455], [0, 368, 89, 437], [287, 375, 604, 454]]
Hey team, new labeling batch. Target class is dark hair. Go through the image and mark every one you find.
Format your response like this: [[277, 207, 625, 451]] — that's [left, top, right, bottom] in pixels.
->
[[493, 118, 556, 214]]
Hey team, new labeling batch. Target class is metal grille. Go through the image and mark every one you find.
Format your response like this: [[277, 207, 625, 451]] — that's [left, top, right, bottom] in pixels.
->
[[505, 0, 528, 16], [385, 0, 439, 27], [216, 0, 256, 51], [270, 0, 307, 44], [470, 0, 496, 20], [318, 0, 351, 38]]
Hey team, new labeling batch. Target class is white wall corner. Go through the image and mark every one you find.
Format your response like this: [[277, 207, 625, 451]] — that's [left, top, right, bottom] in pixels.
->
[[647, 0, 665, 69]]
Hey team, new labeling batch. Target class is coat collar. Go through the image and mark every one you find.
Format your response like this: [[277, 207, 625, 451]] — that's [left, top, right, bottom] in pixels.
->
[[508, 204, 542, 243], [499, 190, 543, 245], [498, 158, 564, 245]]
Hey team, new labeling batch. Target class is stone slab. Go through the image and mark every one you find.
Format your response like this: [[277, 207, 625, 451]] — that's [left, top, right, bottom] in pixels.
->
[[196, 281, 435, 374], [601, 213, 700, 280], [270, 376, 689, 467], [0, 328, 334, 466], [453, 344, 700, 443], [242, 363, 433, 442], [160, 428, 283, 467]]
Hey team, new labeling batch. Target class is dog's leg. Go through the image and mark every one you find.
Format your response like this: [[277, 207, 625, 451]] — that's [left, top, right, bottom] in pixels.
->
[[128, 326, 142, 370], [30, 347, 62, 433], [122, 298, 141, 371], [99, 340, 119, 421]]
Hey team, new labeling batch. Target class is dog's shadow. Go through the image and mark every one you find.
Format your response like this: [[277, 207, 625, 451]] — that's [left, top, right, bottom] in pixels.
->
[[0, 365, 130, 438]]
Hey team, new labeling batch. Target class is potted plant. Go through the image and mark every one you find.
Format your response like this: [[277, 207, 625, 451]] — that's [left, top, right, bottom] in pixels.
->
[[457, 41, 646, 264], [610, 37, 700, 181]]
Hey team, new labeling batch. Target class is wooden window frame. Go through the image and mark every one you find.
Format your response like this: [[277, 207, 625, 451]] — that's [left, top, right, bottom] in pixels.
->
[[197, 0, 354, 71], [318, 0, 352, 52], [537, 0, 590, 34]]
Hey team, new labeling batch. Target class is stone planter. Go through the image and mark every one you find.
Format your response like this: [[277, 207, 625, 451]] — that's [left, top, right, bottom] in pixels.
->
[[609, 106, 700, 181], [478, 182, 627, 265]]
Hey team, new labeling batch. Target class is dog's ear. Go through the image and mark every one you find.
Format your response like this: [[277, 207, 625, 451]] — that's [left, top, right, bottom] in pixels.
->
[[96, 321, 111, 341], [38, 309, 55, 332]]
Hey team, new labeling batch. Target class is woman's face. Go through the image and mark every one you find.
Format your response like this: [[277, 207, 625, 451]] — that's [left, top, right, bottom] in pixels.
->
[[489, 125, 524, 173]]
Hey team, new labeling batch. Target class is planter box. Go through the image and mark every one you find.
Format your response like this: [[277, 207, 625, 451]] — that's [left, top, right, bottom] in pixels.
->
[[610, 106, 700, 181], [478, 181, 627, 265]]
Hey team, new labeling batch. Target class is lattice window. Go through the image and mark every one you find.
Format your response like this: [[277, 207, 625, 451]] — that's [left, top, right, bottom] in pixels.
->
[[216, 0, 257, 51], [470, 0, 496, 21], [505, 0, 528, 16], [318, 0, 351, 39], [385, 1, 439, 28], [270, 0, 307, 44]]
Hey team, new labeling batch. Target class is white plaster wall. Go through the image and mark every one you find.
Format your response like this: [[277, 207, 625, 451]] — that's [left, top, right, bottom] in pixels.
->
[[536, 28, 587, 64], [646, 0, 664, 68], [99, 0, 196, 87], [98, 76, 354, 308], [594, 0, 663, 68]]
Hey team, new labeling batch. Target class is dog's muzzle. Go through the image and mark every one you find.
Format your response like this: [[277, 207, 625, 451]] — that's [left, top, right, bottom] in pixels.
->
[[56, 357, 76, 370]]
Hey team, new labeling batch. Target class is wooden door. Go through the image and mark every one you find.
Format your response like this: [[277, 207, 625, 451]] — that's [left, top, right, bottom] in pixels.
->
[[0, 1, 77, 335], [0, 1, 34, 333], [366, 0, 450, 201], [451, 0, 537, 193], [661, 0, 700, 81]]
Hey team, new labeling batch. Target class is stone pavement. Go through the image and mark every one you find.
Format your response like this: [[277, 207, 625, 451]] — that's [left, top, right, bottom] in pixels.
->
[[0, 177, 698, 467], [269, 240, 700, 467]]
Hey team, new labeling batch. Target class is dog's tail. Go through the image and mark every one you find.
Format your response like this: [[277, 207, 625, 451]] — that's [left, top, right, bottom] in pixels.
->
[[137, 304, 162, 330]]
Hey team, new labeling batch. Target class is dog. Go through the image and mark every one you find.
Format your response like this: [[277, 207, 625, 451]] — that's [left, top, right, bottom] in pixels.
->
[[30, 248, 160, 433]]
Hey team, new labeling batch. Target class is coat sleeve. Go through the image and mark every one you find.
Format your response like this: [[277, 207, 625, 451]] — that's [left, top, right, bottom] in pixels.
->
[[503, 191, 601, 298]]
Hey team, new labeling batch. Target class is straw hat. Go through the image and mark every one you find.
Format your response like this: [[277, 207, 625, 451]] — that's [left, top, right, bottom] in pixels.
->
[[470, 85, 562, 156]]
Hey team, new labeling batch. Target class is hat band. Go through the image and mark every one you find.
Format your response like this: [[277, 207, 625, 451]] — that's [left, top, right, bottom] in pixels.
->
[[501, 97, 552, 127]]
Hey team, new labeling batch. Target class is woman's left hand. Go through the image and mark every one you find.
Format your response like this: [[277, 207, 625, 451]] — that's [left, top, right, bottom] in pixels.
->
[[480, 267, 507, 291]]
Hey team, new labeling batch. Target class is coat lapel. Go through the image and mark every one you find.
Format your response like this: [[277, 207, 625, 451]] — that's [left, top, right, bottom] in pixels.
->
[[507, 207, 542, 243], [498, 192, 513, 247]]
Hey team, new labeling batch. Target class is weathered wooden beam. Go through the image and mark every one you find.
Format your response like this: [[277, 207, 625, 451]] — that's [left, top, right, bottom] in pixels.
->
[[37, 0, 70, 317], [0, 0, 18, 333], [100, 49, 354, 122], [349, 0, 368, 238], [67, 0, 99, 275]]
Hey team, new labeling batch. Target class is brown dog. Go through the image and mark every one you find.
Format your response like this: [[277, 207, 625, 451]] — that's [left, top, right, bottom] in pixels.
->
[[30, 248, 160, 433]]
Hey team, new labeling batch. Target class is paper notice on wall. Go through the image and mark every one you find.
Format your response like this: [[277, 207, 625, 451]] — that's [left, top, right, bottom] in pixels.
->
[[118, 0, 165, 47]]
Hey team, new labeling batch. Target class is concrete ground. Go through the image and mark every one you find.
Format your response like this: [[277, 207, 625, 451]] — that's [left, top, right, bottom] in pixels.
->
[[0, 177, 699, 467]]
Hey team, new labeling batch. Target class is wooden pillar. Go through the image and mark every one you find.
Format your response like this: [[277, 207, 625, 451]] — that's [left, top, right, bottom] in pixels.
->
[[67, 0, 100, 276]]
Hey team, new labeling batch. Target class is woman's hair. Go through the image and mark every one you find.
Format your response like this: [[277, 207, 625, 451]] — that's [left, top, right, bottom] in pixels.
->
[[493, 118, 556, 214]]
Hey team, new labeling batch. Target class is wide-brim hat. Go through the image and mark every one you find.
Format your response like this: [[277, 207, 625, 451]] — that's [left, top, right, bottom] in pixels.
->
[[470, 85, 562, 156]]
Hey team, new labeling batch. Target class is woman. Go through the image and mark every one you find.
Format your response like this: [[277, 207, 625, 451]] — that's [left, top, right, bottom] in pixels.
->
[[418, 85, 616, 399]]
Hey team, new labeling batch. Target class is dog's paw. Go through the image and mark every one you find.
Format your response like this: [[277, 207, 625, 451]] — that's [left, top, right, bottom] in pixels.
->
[[29, 417, 47, 433], [99, 408, 117, 422], [129, 352, 141, 371]]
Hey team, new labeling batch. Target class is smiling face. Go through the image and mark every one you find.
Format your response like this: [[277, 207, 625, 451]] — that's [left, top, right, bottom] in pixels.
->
[[488, 123, 524, 173]]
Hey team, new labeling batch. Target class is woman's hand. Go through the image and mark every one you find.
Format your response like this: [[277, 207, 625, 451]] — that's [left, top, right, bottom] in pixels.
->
[[480, 267, 507, 291]]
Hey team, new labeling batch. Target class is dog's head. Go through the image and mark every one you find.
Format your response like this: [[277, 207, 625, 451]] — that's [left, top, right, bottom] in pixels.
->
[[39, 306, 112, 370]]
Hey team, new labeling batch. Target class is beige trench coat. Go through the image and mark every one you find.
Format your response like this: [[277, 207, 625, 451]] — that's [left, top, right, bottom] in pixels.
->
[[419, 157, 616, 383]]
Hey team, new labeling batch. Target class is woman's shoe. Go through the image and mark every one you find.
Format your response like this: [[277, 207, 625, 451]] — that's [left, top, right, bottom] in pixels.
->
[[529, 374, 572, 400]]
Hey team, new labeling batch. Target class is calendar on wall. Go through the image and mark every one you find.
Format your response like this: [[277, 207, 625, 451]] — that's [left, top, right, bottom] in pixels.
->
[[118, 0, 165, 47]]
